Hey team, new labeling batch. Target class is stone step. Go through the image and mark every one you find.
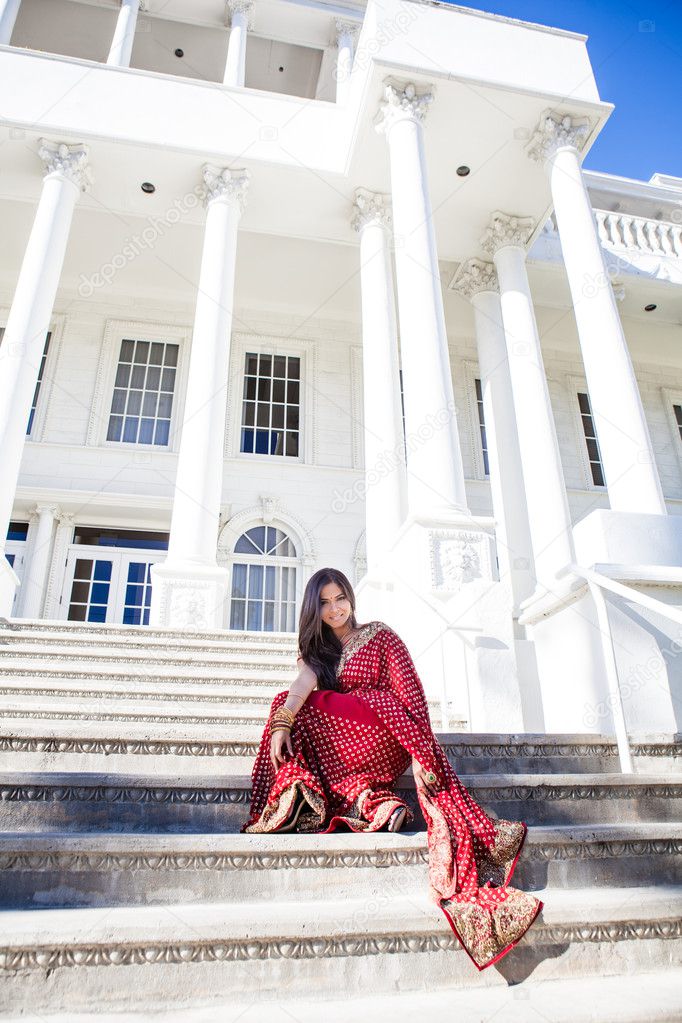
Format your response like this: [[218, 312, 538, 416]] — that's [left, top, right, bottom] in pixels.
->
[[0, 658, 298, 683], [0, 699, 271, 727], [0, 619, 299, 653], [2, 971, 679, 1023], [0, 678, 282, 706], [1, 770, 678, 832], [0, 724, 676, 777], [0, 886, 680, 1013], [1, 824, 680, 910]]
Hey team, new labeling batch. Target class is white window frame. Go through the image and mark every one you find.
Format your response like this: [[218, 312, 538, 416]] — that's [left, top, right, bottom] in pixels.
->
[[566, 374, 607, 491], [227, 332, 317, 465], [461, 359, 488, 481], [87, 319, 190, 452], [0, 314, 65, 443], [661, 387, 682, 476]]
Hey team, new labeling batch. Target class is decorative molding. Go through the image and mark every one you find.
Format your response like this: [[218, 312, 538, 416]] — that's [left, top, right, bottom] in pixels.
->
[[0, 684, 272, 706], [450, 259, 498, 299], [374, 81, 433, 136], [0, 708, 264, 725], [351, 189, 392, 234], [37, 139, 92, 192], [526, 110, 592, 165], [201, 165, 250, 212], [217, 503, 318, 565], [481, 212, 536, 256], [334, 18, 361, 45], [225, 0, 255, 29], [429, 529, 494, 591], [1, 920, 680, 974], [2, 838, 681, 874]]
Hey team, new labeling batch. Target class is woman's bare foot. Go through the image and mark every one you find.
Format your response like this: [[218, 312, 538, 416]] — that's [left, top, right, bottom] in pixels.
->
[[387, 805, 407, 832]]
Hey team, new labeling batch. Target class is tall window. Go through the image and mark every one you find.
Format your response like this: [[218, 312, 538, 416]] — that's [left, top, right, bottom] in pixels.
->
[[474, 378, 490, 477], [240, 352, 300, 456], [106, 338, 178, 445], [673, 404, 682, 443], [230, 525, 297, 631], [0, 328, 51, 435], [577, 391, 605, 486]]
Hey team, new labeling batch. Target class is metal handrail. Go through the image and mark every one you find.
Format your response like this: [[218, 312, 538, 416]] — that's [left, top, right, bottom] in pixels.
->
[[568, 563, 682, 774]]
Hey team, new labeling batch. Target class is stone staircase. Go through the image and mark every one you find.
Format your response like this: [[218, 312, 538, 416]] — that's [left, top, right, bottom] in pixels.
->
[[0, 619, 681, 1019]]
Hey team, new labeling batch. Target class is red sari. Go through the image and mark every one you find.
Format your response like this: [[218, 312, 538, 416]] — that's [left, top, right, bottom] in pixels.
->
[[242, 620, 543, 969]]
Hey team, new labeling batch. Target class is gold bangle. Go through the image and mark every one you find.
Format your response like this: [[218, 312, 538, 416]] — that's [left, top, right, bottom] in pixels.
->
[[271, 707, 295, 725], [270, 724, 292, 735]]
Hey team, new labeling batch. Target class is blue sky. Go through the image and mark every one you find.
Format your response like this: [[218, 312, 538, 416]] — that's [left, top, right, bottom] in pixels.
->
[[446, 0, 681, 183]]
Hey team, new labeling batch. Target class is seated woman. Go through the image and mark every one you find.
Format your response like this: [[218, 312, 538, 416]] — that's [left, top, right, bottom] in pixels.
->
[[242, 567, 543, 970]]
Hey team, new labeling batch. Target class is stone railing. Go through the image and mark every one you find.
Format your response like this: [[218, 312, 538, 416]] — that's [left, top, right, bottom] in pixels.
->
[[594, 210, 682, 258], [540, 209, 682, 260]]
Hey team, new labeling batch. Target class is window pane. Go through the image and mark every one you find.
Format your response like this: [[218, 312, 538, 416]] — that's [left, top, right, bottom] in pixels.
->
[[126, 390, 142, 416], [146, 365, 161, 391], [123, 417, 138, 443], [130, 365, 146, 389], [142, 391, 158, 417], [138, 419, 154, 444], [134, 340, 150, 363], [107, 416, 123, 442], [164, 344, 179, 368], [93, 561, 112, 581], [149, 342, 164, 365], [161, 368, 176, 391], [115, 363, 131, 388], [154, 419, 170, 445], [120, 339, 135, 362], [157, 393, 173, 418]]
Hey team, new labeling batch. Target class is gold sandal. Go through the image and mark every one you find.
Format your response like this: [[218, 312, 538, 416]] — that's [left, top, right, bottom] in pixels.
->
[[276, 789, 306, 833]]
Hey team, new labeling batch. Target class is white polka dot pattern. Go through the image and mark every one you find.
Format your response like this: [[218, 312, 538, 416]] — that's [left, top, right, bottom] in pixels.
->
[[241, 620, 543, 968]]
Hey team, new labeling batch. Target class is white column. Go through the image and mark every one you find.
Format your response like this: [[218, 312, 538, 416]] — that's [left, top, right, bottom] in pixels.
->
[[150, 164, 250, 630], [528, 111, 666, 516], [21, 504, 59, 618], [452, 259, 535, 609], [482, 212, 576, 596], [374, 81, 469, 519], [107, 0, 143, 69], [352, 189, 407, 571], [334, 18, 359, 105], [0, 0, 21, 44], [0, 139, 90, 616], [223, 0, 253, 87]]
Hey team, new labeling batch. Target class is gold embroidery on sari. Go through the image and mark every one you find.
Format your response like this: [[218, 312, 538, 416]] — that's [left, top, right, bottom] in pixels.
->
[[244, 780, 325, 834], [442, 888, 541, 969], [473, 819, 526, 887], [336, 620, 386, 678]]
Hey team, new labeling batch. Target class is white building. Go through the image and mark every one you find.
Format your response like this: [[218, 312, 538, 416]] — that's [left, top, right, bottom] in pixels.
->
[[1, 0, 681, 745]]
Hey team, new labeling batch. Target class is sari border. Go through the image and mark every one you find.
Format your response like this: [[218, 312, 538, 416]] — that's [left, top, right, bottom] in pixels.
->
[[336, 620, 386, 678], [438, 896, 544, 971]]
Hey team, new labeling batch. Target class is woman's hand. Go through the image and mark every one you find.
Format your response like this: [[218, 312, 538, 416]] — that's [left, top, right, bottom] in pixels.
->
[[412, 757, 437, 797], [270, 727, 293, 771]]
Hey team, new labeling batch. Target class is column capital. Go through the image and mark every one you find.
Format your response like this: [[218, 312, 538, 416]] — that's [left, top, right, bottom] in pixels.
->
[[335, 18, 360, 44], [451, 258, 498, 299], [481, 211, 535, 256], [38, 139, 92, 193], [526, 110, 591, 165], [351, 188, 392, 233], [201, 165, 250, 213], [29, 503, 60, 520], [374, 80, 433, 136], [225, 0, 254, 27]]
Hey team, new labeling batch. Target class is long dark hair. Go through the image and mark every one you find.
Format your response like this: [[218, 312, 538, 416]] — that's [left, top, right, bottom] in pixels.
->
[[297, 568, 366, 692]]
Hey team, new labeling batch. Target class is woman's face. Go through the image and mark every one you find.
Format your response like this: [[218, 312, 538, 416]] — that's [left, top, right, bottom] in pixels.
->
[[319, 582, 352, 632]]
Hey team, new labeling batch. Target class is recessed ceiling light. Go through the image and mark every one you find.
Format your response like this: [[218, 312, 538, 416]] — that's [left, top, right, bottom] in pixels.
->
[[141, 182, 156, 194], [278, 65, 284, 72], [175, 48, 184, 58], [644, 303, 657, 312], [456, 165, 470, 177]]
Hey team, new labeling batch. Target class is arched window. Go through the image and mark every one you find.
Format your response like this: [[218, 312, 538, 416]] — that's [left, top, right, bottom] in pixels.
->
[[230, 525, 297, 632]]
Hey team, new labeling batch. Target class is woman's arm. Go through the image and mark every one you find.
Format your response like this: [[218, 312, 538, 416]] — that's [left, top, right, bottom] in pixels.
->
[[282, 656, 318, 715], [269, 656, 318, 769]]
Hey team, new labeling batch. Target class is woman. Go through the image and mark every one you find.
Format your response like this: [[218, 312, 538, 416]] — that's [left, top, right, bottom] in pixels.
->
[[242, 568, 543, 970]]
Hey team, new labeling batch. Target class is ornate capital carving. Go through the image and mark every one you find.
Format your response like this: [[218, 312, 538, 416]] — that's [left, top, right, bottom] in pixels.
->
[[30, 504, 60, 522], [335, 18, 360, 45], [225, 0, 254, 27], [351, 188, 392, 233], [526, 110, 591, 164], [201, 165, 250, 213], [451, 258, 498, 299], [374, 81, 433, 136], [481, 212, 535, 255], [38, 140, 92, 193]]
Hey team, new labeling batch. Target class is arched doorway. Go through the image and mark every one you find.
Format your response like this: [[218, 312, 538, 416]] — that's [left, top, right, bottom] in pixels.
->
[[229, 525, 297, 632]]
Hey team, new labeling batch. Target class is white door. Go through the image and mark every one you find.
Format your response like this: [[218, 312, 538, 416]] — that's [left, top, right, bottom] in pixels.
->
[[60, 547, 163, 625]]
